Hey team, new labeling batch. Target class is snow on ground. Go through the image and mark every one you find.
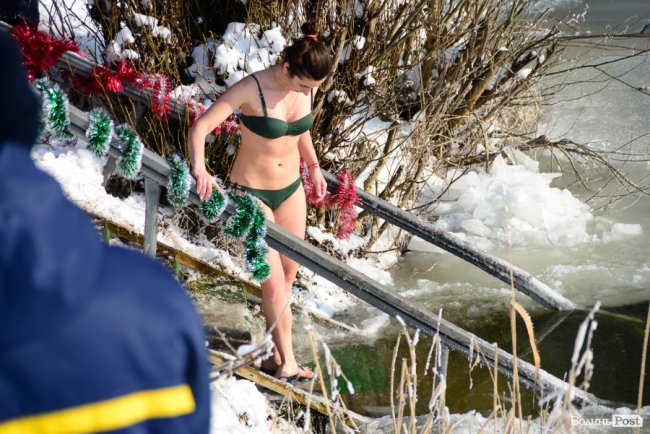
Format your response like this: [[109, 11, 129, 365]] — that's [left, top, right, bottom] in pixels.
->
[[210, 377, 277, 434], [415, 147, 642, 251], [31, 132, 391, 433], [366, 404, 650, 434]]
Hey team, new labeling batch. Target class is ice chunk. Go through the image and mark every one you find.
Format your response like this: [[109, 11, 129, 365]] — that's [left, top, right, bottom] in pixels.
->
[[611, 223, 643, 236]]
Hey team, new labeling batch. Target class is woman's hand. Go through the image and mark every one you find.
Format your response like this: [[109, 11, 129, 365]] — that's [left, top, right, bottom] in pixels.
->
[[309, 166, 327, 203], [192, 166, 223, 201]]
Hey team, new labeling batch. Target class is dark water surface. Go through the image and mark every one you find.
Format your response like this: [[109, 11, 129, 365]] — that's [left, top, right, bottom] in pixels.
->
[[334, 302, 648, 416]]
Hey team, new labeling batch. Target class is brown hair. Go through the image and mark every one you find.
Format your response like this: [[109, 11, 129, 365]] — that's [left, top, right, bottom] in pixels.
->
[[282, 22, 333, 80]]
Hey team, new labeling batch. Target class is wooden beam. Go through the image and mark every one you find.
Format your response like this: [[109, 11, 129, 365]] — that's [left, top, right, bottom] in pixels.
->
[[208, 351, 370, 428], [91, 216, 263, 299]]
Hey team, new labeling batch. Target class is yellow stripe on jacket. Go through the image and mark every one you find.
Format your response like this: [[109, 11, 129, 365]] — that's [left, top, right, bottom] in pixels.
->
[[0, 384, 196, 434]]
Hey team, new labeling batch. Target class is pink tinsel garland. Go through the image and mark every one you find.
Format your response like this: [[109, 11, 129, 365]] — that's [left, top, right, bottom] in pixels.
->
[[10, 22, 359, 237], [11, 20, 83, 82], [301, 160, 361, 240]]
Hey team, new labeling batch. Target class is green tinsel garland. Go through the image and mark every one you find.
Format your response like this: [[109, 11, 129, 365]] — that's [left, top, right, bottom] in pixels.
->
[[85, 109, 113, 158], [166, 154, 191, 207], [35, 78, 73, 139], [224, 192, 256, 239], [244, 204, 270, 281], [248, 204, 267, 240], [115, 124, 143, 179], [200, 182, 228, 223], [245, 238, 271, 281]]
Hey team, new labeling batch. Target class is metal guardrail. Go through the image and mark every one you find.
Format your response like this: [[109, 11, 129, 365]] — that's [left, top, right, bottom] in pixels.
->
[[0, 15, 576, 311], [2, 17, 593, 404], [66, 104, 600, 406], [322, 171, 575, 310]]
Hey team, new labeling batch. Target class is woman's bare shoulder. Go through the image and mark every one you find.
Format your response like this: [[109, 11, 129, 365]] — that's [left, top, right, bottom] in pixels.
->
[[227, 74, 256, 94], [220, 74, 259, 108]]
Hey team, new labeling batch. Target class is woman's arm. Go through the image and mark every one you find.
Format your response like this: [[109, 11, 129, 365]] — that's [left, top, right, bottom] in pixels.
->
[[298, 131, 326, 202], [188, 78, 250, 200]]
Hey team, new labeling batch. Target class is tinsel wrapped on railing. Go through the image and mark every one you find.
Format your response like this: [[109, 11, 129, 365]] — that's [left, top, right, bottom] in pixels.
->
[[15, 21, 359, 252], [301, 160, 360, 240], [10, 20, 82, 81], [32, 78, 270, 281]]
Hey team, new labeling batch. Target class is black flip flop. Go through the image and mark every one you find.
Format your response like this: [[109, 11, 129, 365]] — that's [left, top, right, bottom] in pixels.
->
[[278, 365, 317, 383]]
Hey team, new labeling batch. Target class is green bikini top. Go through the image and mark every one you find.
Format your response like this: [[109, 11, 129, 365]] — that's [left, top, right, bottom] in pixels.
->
[[239, 74, 314, 139]]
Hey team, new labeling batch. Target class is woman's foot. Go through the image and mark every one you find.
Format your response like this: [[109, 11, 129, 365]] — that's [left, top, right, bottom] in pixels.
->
[[277, 364, 317, 383], [259, 359, 280, 376]]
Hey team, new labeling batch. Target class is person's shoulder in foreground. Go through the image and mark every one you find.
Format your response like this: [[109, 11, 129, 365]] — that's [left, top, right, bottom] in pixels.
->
[[0, 28, 210, 434]]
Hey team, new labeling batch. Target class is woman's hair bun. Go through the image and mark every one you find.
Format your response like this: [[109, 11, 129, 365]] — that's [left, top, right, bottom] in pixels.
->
[[282, 21, 332, 80], [301, 22, 317, 38]]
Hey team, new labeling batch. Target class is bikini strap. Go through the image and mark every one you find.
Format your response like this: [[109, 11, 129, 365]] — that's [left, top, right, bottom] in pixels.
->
[[250, 74, 268, 117], [225, 179, 244, 193], [310, 88, 314, 110]]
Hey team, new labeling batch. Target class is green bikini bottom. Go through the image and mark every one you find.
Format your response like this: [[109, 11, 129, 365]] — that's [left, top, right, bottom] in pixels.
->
[[227, 177, 302, 210]]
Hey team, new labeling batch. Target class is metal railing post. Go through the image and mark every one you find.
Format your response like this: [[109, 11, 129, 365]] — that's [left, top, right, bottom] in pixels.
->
[[143, 177, 161, 257]]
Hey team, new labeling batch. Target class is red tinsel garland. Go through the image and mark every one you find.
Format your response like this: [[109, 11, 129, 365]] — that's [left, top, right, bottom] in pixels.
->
[[187, 100, 207, 126], [223, 113, 240, 134], [301, 160, 316, 202], [300, 160, 360, 240], [11, 20, 83, 82], [11, 22, 241, 134], [331, 172, 361, 240], [141, 73, 172, 120], [74, 60, 143, 95]]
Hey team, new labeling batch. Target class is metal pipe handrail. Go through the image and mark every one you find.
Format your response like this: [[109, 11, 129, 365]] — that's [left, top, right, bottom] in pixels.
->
[[65, 103, 600, 406]]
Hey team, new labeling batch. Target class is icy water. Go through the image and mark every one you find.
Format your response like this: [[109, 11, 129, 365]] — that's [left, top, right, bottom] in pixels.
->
[[333, 0, 650, 419]]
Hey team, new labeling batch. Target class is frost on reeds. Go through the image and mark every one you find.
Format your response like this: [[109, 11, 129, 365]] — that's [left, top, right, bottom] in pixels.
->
[[540, 302, 601, 434], [303, 322, 361, 434], [387, 311, 451, 434]]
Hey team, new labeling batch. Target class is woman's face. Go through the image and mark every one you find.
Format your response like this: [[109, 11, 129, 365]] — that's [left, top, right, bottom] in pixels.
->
[[283, 63, 326, 95]]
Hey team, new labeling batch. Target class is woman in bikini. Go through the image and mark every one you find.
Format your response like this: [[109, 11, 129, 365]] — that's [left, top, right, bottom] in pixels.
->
[[188, 22, 332, 382]]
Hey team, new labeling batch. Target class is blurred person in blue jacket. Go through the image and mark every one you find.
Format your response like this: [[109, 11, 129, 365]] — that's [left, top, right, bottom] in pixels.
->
[[0, 30, 210, 433]]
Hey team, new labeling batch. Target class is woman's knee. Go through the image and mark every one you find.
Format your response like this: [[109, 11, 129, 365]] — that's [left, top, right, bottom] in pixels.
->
[[283, 275, 295, 291]]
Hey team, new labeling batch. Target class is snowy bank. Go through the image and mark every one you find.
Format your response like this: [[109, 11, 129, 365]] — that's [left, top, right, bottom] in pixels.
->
[[414, 148, 642, 252]]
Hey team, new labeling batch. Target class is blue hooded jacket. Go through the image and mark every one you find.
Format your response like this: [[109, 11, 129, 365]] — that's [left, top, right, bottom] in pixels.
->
[[0, 141, 211, 433]]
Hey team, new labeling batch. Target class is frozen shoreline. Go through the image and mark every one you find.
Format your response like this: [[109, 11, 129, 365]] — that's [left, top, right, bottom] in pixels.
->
[[24, 0, 650, 430]]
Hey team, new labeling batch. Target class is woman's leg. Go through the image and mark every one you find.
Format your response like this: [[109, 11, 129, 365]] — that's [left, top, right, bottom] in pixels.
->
[[256, 205, 287, 374], [271, 184, 313, 378]]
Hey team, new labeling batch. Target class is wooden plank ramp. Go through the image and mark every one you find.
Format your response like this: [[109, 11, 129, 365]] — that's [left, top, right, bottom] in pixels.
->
[[208, 350, 371, 429], [91, 214, 360, 334]]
